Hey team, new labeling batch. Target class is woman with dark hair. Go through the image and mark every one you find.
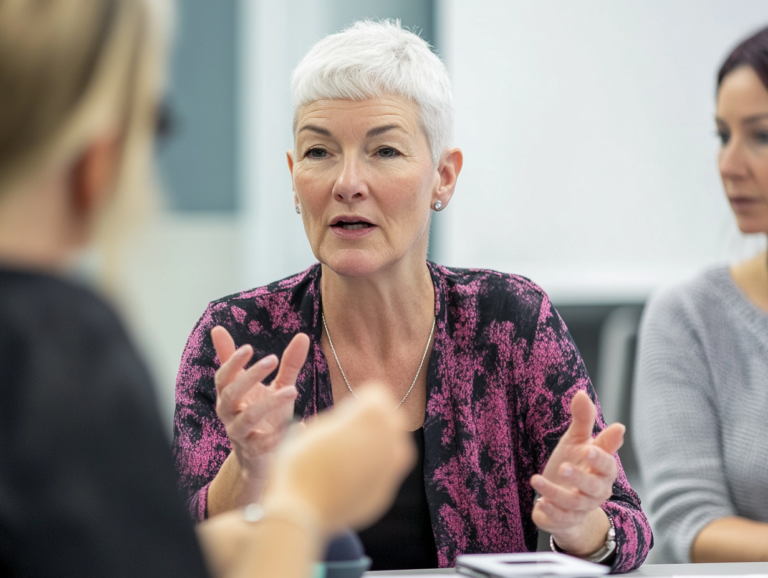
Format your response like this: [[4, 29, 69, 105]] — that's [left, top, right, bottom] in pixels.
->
[[633, 25, 768, 564]]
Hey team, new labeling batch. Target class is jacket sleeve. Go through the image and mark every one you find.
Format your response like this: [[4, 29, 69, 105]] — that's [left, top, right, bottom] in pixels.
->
[[517, 290, 653, 573], [172, 303, 230, 521]]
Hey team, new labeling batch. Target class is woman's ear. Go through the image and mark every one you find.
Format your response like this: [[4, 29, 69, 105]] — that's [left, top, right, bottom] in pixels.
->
[[68, 135, 121, 220], [433, 147, 463, 209]]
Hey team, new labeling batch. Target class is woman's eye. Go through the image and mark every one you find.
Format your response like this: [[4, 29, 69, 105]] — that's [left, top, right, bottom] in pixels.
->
[[305, 147, 327, 159], [716, 130, 730, 146], [377, 147, 400, 158], [752, 131, 768, 145]]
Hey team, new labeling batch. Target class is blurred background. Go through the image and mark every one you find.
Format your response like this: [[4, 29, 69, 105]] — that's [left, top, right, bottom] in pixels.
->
[[116, 0, 768, 525]]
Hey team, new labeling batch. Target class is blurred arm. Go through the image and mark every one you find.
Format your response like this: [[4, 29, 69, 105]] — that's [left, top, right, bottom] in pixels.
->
[[196, 509, 321, 578]]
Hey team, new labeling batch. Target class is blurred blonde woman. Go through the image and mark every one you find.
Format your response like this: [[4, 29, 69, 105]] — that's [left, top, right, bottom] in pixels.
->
[[0, 1, 412, 577]]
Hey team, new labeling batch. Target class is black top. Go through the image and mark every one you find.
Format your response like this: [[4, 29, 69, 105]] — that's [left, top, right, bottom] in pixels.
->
[[0, 268, 209, 578], [358, 427, 438, 570]]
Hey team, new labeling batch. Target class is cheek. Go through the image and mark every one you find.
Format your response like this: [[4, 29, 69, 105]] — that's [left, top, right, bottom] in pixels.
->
[[380, 174, 433, 236], [754, 161, 768, 198], [294, 167, 328, 208]]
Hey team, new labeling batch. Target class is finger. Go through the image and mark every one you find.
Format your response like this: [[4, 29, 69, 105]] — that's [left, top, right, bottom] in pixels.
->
[[214, 344, 254, 394], [563, 391, 596, 444], [558, 463, 612, 501], [230, 387, 297, 440], [531, 474, 592, 513], [272, 333, 311, 389], [211, 326, 237, 365], [593, 422, 625, 456], [582, 445, 619, 479], [217, 355, 279, 415]]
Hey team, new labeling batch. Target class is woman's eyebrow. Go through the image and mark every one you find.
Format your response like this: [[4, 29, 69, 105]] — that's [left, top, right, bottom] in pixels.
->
[[366, 124, 402, 138], [298, 124, 332, 136], [742, 112, 768, 125]]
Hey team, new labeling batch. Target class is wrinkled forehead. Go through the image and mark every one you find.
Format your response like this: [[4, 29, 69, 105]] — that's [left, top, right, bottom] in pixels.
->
[[293, 95, 427, 143]]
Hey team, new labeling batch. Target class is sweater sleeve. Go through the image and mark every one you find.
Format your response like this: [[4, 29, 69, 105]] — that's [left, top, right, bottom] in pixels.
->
[[632, 286, 734, 563], [172, 304, 231, 522], [519, 292, 652, 572]]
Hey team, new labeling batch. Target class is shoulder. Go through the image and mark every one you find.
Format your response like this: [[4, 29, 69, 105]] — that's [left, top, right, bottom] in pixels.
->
[[212, 264, 318, 307], [430, 263, 560, 350], [432, 263, 548, 303], [432, 263, 550, 316], [642, 266, 732, 337], [0, 269, 131, 353], [186, 265, 320, 351], [0, 269, 155, 428]]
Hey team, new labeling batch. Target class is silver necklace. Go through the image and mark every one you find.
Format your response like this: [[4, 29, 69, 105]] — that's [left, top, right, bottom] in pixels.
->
[[321, 312, 436, 410]]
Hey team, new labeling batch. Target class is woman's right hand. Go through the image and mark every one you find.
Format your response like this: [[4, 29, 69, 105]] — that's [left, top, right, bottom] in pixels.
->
[[265, 384, 416, 535], [197, 385, 415, 578], [211, 326, 310, 492]]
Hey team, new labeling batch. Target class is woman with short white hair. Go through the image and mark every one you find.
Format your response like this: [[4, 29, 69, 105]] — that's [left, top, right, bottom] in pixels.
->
[[174, 20, 652, 571]]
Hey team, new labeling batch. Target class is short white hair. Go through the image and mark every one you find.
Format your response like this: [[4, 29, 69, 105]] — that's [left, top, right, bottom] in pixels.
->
[[291, 19, 453, 165]]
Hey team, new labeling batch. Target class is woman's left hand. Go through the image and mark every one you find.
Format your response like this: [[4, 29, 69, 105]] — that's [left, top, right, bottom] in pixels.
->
[[530, 390, 625, 557]]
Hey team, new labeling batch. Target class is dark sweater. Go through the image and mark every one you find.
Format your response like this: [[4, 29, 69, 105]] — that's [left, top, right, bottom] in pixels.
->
[[0, 268, 208, 578]]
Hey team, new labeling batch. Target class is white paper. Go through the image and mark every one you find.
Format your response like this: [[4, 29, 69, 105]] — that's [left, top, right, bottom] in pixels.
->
[[672, 575, 768, 578]]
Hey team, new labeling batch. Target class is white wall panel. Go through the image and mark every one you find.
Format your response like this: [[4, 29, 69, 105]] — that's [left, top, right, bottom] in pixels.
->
[[439, 0, 768, 303]]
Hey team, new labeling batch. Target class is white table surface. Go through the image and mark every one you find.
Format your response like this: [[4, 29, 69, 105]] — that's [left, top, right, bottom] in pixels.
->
[[366, 562, 768, 577]]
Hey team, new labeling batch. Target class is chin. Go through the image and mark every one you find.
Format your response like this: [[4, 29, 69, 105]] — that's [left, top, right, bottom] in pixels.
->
[[734, 215, 768, 235], [321, 248, 391, 278]]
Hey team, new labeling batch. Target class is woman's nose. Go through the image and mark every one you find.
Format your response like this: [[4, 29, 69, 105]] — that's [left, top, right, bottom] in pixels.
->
[[332, 158, 369, 202], [719, 140, 749, 182]]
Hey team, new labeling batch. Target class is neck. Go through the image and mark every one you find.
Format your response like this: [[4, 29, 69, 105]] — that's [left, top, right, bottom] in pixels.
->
[[730, 247, 768, 313], [320, 255, 435, 351], [0, 177, 82, 273]]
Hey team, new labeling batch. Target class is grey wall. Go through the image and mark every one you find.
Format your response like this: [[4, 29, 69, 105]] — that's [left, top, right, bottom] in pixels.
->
[[325, 0, 434, 46], [157, 1, 239, 212]]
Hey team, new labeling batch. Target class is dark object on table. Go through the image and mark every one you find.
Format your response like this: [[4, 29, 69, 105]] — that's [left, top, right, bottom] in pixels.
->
[[323, 530, 371, 578]]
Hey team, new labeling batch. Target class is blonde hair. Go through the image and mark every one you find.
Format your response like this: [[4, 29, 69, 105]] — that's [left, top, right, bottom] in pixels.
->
[[0, 0, 172, 274]]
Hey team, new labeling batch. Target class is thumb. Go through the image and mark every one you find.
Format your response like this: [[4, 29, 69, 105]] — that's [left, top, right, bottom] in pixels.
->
[[563, 390, 597, 444], [211, 326, 237, 365]]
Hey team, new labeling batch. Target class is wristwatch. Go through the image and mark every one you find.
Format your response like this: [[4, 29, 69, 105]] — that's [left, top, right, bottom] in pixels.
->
[[550, 515, 616, 564]]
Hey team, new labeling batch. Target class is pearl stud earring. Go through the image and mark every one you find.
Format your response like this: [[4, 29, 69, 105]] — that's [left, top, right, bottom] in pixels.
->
[[434, 200, 443, 211]]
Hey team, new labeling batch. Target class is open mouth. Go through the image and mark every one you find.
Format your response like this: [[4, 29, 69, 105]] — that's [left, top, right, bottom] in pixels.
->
[[330, 219, 374, 231]]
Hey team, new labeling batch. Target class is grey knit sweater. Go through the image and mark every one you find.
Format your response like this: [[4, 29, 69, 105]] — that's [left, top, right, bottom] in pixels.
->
[[632, 266, 768, 563]]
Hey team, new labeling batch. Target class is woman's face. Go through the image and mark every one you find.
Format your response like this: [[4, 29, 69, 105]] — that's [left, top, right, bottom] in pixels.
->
[[288, 95, 455, 278], [716, 65, 768, 235]]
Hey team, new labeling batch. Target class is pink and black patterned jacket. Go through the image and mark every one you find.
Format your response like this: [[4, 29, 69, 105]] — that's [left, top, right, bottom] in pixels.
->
[[172, 262, 652, 571]]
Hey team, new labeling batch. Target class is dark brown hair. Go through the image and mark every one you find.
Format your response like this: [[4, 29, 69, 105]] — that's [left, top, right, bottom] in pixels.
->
[[718, 25, 768, 92]]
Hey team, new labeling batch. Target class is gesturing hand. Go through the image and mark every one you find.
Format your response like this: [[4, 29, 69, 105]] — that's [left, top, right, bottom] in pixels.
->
[[530, 390, 625, 557], [265, 385, 416, 536], [212, 326, 310, 489]]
